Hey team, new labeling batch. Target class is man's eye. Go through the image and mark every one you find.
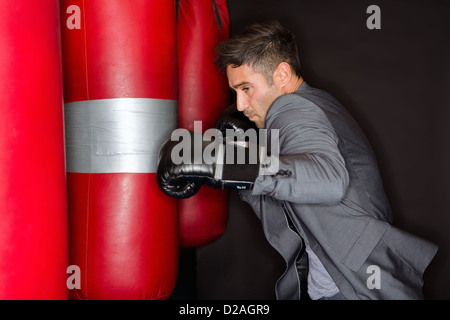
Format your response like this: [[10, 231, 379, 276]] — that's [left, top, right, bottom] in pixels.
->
[[243, 87, 249, 92]]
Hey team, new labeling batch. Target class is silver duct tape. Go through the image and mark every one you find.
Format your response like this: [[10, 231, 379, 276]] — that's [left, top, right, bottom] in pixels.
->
[[64, 98, 177, 173]]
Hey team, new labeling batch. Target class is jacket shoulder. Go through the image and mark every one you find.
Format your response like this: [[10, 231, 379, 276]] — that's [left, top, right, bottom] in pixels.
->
[[267, 92, 331, 130]]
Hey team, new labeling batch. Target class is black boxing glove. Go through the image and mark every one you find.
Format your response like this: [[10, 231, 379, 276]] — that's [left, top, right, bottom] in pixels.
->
[[156, 135, 203, 199], [215, 104, 258, 144], [156, 130, 260, 199]]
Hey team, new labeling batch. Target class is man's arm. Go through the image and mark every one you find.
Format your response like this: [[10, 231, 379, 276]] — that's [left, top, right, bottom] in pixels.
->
[[253, 94, 349, 204]]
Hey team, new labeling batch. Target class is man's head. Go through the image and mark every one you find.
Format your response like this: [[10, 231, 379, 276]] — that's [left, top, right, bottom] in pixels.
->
[[215, 21, 302, 128]]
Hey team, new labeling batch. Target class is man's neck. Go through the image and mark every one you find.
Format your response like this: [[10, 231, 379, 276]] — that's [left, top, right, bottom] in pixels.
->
[[285, 76, 303, 94]]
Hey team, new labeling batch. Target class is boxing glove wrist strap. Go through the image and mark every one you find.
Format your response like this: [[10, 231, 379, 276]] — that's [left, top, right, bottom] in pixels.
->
[[212, 141, 260, 190]]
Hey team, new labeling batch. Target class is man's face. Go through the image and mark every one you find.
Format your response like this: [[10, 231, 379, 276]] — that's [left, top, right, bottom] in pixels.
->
[[226, 64, 281, 129]]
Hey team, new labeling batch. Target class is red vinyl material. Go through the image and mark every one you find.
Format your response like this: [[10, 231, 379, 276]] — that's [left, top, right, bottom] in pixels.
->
[[177, 0, 231, 247], [0, 1, 69, 299], [61, 0, 178, 299]]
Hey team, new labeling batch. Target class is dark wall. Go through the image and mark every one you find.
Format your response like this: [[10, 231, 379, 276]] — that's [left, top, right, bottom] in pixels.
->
[[197, 0, 450, 300]]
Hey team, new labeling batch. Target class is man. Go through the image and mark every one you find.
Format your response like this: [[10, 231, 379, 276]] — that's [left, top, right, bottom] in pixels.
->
[[157, 20, 438, 300]]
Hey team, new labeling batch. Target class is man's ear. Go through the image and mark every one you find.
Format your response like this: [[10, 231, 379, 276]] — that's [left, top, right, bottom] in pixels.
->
[[273, 62, 292, 90]]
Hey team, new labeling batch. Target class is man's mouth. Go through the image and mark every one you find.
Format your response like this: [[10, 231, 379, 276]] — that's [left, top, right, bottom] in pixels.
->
[[245, 113, 255, 121]]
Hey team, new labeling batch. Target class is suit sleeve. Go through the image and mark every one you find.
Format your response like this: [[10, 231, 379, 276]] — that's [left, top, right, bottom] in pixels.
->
[[252, 94, 349, 204]]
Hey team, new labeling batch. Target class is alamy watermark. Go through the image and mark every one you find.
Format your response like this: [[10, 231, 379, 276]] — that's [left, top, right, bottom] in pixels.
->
[[169, 121, 280, 175], [367, 5, 381, 30], [66, 265, 81, 290], [67, 263, 382, 292], [65, 4, 382, 32], [366, 265, 381, 290]]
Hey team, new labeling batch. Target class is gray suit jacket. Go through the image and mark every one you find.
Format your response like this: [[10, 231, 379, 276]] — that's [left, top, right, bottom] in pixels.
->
[[240, 82, 438, 300]]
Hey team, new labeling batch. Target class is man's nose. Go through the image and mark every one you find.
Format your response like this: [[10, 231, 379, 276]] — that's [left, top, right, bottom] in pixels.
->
[[236, 93, 248, 112]]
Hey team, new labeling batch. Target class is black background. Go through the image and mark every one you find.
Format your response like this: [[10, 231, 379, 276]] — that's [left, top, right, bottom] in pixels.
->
[[178, 0, 450, 300]]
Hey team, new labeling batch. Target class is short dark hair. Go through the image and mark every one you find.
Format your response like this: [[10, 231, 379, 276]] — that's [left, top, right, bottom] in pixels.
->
[[215, 20, 301, 84]]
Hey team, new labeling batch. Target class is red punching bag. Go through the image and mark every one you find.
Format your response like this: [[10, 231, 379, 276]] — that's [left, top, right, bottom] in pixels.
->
[[0, 1, 69, 299], [61, 0, 178, 299], [177, 0, 230, 247]]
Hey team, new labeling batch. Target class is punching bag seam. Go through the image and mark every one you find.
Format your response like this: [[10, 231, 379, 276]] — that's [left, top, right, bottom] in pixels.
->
[[212, 0, 224, 29], [85, 172, 91, 297], [82, 0, 90, 100], [83, 4, 91, 292]]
